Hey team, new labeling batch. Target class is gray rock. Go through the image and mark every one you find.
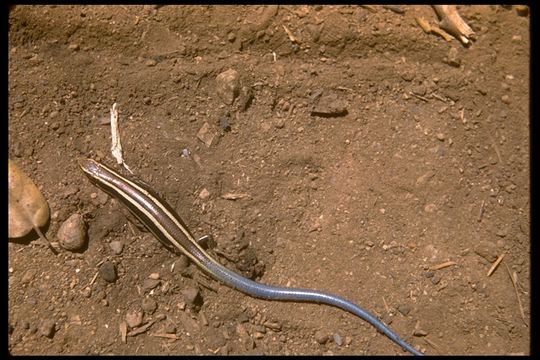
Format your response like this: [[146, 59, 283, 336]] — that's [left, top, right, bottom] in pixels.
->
[[397, 304, 411, 316], [142, 298, 157, 314], [181, 287, 201, 307], [446, 47, 461, 67], [314, 330, 328, 344], [142, 278, 161, 292], [99, 261, 117, 283]]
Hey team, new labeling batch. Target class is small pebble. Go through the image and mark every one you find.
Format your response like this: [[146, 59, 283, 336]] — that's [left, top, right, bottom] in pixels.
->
[[164, 321, 177, 334], [215, 69, 240, 105], [21, 269, 37, 284], [145, 59, 157, 67], [430, 274, 441, 285], [436, 133, 445, 141], [141, 278, 161, 292], [181, 287, 201, 307], [142, 298, 158, 314], [125, 310, 144, 328], [446, 47, 461, 67], [413, 329, 428, 337], [57, 213, 87, 252], [501, 95, 510, 104], [199, 188, 210, 200], [219, 117, 231, 131], [143, 96, 151, 105], [99, 261, 117, 283], [148, 273, 160, 280], [333, 333, 343, 346], [474, 241, 498, 262], [109, 240, 124, 255], [81, 286, 92, 298], [39, 319, 56, 338], [173, 255, 190, 274], [314, 330, 329, 344], [264, 321, 282, 331], [397, 304, 411, 316]]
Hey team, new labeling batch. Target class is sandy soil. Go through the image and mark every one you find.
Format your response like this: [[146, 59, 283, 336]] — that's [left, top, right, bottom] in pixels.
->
[[8, 5, 530, 355]]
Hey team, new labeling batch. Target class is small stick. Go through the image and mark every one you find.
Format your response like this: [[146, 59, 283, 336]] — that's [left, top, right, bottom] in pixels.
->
[[429, 26, 454, 42], [489, 134, 503, 165], [383, 5, 405, 14], [360, 5, 377, 13], [151, 333, 180, 340], [282, 25, 299, 44], [477, 200, 485, 222], [411, 93, 429, 102], [505, 263, 527, 326], [33, 225, 58, 255], [415, 17, 432, 34], [429, 261, 456, 271], [487, 253, 505, 277], [423, 337, 441, 351], [119, 320, 128, 343], [109, 103, 132, 173], [382, 296, 390, 314]]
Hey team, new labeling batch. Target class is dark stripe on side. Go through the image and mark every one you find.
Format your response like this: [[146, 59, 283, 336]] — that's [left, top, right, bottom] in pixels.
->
[[83, 173, 182, 255]]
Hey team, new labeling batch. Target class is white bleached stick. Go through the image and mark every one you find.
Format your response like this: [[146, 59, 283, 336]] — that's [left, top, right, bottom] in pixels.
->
[[109, 103, 132, 173]]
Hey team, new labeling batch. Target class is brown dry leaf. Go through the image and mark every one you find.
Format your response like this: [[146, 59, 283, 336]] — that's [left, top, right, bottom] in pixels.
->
[[8, 159, 55, 252]]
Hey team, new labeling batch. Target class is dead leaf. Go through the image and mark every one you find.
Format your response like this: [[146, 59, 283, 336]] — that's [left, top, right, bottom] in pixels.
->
[[8, 159, 56, 253]]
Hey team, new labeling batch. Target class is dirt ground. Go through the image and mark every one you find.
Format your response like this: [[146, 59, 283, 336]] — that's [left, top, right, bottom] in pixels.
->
[[8, 5, 530, 355]]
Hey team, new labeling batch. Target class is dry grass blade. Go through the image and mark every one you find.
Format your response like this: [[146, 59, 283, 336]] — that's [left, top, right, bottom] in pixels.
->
[[505, 263, 527, 327], [487, 253, 505, 277], [429, 261, 456, 271]]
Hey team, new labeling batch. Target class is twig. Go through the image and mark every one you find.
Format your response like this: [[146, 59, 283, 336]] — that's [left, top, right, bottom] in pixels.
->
[[33, 226, 58, 255], [488, 133, 503, 165], [119, 320, 128, 343], [429, 261, 456, 271], [382, 297, 390, 314], [433, 5, 476, 45], [415, 17, 453, 42], [411, 93, 429, 102], [151, 333, 180, 340], [477, 200, 485, 222], [360, 5, 377, 13], [505, 263, 527, 327], [282, 25, 299, 44], [487, 253, 505, 277], [423, 337, 441, 351], [382, 5, 405, 14], [89, 271, 99, 286], [109, 103, 132, 173], [127, 314, 166, 337]]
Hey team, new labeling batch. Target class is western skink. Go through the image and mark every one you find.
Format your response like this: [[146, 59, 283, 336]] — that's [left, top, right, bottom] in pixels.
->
[[78, 158, 423, 356]]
